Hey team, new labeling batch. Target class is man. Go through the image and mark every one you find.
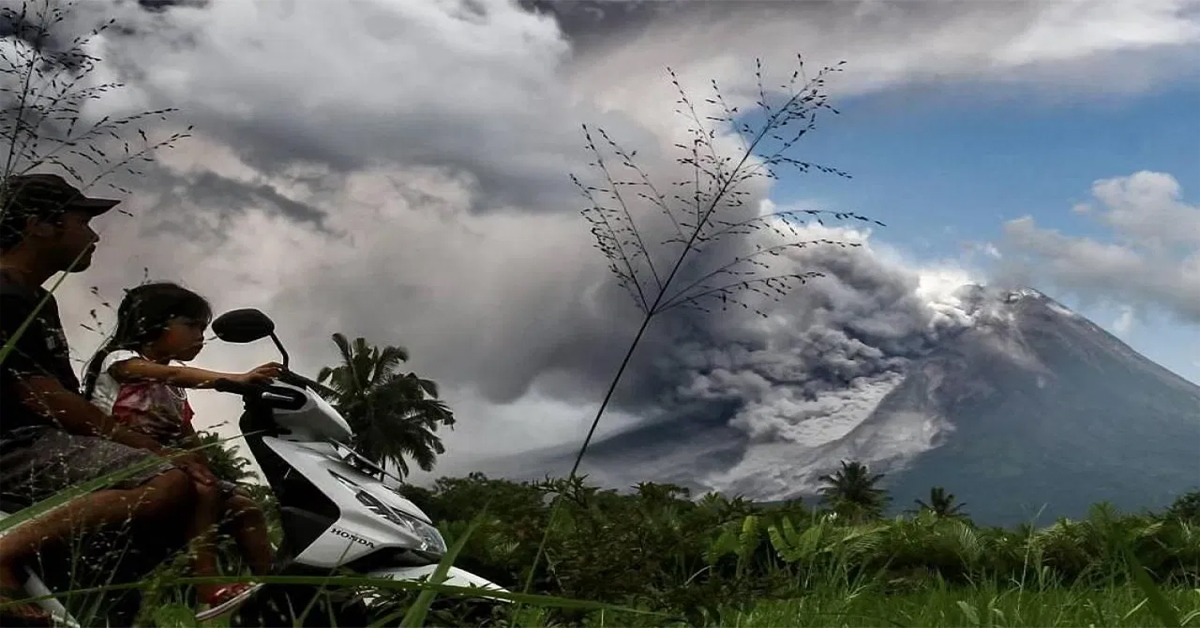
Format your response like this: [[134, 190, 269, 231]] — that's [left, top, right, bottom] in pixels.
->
[[0, 173, 217, 623]]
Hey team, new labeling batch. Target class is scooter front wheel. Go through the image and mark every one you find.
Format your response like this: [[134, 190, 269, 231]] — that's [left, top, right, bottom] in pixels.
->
[[227, 584, 371, 628], [418, 597, 510, 627], [361, 597, 508, 627]]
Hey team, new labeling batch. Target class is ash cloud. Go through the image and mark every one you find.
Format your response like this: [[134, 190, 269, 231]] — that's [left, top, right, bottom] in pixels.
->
[[646, 229, 979, 447]]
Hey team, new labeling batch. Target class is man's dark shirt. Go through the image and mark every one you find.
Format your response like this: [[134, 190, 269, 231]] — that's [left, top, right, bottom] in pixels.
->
[[0, 270, 79, 453]]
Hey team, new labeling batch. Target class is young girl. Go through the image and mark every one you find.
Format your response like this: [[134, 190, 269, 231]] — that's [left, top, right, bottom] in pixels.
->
[[82, 281, 281, 620]]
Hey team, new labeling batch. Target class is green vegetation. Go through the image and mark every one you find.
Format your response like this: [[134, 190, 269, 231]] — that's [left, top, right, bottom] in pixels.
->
[[143, 436, 1200, 627], [391, 473, 1200, 627]]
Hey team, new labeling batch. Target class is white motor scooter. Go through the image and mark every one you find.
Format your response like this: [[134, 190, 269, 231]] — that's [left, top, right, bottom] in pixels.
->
[[210, 307, 506, 625]]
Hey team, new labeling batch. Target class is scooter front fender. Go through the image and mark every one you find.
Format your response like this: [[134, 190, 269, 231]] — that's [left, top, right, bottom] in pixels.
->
[[366, 565, 509, 602]]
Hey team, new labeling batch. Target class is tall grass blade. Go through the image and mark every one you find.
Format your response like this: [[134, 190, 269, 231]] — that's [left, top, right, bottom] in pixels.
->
[[3, 573, 667, 620], [398, 516, 479, 628], [1125, 545, 1181, 627]]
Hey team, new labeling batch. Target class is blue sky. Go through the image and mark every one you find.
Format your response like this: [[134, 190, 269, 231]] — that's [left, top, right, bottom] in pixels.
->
[[770, 83, 1200, 383]]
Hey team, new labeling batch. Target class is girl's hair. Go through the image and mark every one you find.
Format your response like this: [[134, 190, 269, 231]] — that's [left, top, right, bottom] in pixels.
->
[[82, 281, 212, 400]]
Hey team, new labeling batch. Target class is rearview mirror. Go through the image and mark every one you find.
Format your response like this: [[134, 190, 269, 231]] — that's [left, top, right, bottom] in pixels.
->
[[212, 308, 275, 344]]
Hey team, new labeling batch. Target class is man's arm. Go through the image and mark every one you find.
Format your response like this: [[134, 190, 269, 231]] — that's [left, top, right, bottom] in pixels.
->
[[1, 293, 216, 484], [14, 375, 167, 453], [0, 294, 151, 443], [0, 294, 159, 448], [16, 375, 218, 485]]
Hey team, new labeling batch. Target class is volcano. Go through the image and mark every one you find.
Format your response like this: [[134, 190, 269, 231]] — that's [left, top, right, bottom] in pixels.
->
[[486, 286, 1200, 526]]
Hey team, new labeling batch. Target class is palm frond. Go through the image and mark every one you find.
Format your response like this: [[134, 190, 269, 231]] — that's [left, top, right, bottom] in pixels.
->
[[320, 333, 456, 478]]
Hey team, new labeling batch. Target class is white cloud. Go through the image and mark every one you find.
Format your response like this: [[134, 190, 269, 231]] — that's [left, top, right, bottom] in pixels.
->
[[962, 240, 1004, 262], [1091, 171, 1200, 251], [999, 171, 1200, 324], [1113, 306, 1136, 334], [567, 0, 1200, 127]]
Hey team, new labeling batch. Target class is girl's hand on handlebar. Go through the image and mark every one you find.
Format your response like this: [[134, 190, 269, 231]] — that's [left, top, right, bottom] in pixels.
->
[[232, 362, 284, 385]]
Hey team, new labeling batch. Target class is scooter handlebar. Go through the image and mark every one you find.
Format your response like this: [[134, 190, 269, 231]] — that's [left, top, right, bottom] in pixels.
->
[[211, 377, 308, 409], [211, 378, 261, 395]]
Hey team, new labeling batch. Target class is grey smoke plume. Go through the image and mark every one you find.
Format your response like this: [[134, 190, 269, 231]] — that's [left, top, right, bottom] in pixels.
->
[[627, 225, 978, 438]]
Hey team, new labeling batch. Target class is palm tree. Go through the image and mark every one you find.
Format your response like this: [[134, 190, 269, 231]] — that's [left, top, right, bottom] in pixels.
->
[[816, 460, 890, 521], [912, 486, 969, 519], [316, 333, 456, 478]]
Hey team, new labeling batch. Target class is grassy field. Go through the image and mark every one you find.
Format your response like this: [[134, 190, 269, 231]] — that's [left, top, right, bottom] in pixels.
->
[[735, 585, 1200, 628], [141, 583, 1200, 627], [475, 583, 1200, 628], [6, 470, 1199, 627]]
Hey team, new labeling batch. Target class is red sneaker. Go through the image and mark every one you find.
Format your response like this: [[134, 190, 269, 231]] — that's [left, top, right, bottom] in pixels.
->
[[195, 583, 262, 622]]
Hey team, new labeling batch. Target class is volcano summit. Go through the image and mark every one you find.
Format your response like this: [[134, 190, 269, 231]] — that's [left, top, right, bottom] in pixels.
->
[[491, 285, 1200, 525]]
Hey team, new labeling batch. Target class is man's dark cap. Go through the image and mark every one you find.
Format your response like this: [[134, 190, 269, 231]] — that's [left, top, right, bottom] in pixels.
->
[[1, 173, 121, 218]]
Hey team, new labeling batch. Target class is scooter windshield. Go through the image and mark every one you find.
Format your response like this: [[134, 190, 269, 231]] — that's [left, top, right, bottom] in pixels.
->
[[333, 440, 400, 484]]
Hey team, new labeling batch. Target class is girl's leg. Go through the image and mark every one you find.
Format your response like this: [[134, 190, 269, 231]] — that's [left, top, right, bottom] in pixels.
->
[[186, 481, 227, 601], [223, 492, 275, 575]]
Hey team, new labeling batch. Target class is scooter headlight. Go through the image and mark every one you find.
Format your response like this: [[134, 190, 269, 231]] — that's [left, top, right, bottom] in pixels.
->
[[329, 472, 447, 554], [397, 513, 447, 555]]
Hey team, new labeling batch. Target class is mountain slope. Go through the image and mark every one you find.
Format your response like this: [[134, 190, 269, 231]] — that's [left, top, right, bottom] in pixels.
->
[[487, 286, 1200, 525], [871, 288, 1200, 524]]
